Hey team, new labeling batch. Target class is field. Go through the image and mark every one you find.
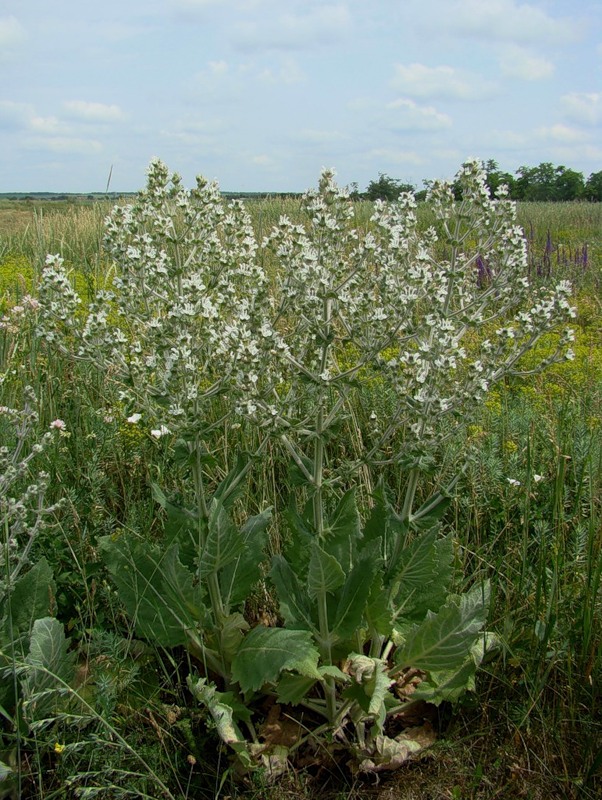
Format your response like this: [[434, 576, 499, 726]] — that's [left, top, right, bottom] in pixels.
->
[[0, 167, 600, 800]]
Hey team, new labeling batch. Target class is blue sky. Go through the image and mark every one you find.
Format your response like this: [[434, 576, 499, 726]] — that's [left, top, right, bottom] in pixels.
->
[[1, 0, 601, 192]]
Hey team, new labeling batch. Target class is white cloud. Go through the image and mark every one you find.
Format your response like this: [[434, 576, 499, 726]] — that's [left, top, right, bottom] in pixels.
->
[[498, 46, 554, 80], [234, 4, 351, 51], [366, 148, 425, 166], [0, 100, 33, 129], [386, 98, 452, 130], [391, 63, 494, 100], [561, 93, 602, 126], [63, 101, 124, 122], [30, 116, 64, 134], [487, 129, 530, 150], [429, 0, 580, 46], [159, 116, 225, 149], [251, 154, 274, 166], [0, 102, 69, 135], [24, 137, 103, 155], [0, 15, 25, 57], [537, 124, 590, 144], [544, 143, 602, 165], [297, 129, 348, 143], [172, 0, 222, 7], [259, 57, 305, 84]]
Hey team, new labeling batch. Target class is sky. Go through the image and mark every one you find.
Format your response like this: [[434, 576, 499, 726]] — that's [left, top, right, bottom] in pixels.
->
[[1, 0, 601, 193]]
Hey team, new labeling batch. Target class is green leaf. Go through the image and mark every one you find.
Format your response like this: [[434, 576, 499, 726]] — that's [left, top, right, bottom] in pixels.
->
[[389, 529, 440, 591], [187, 677, 249, 744], [21, 617, 76, 722], [216, 613, 249, 664], [231, 626, 321, 693], [363, 487, 407, 564], [173, 438, 218, 470], [220, 509, 271, 610], [395, 582, 490, 674], [1, 559, 55, 649], [200, 499, 245, 578], [410, 634, 498, 705], [287, 452, 314, 488], [332, 550, 380, 641], [410, 488, 453, 531], [307, 542, 345, 599], [276, 674, 317, 706], [365, 579, 393, 637], [345, 654, 392, 732], [390, 533, 454, 623], [270, 556, 316, 632], [100, 535, 205, 647], [0, 761, 13, 781], [213, 453, 251, 510], [283, 502, 314, 577], [322, 489, 361, 574], [151, 483, 199, 569]]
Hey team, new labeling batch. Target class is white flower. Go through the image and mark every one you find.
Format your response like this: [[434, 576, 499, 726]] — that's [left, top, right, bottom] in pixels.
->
[[127, 413, 142, 424], [507, 478, 521, 487], [150, 425, 170, 439], [533, 474, 544, 483], [49, 419, 66, 431]]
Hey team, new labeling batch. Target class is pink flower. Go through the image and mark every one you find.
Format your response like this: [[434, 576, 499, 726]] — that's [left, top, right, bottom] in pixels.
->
[[50, 419, 66, 431]]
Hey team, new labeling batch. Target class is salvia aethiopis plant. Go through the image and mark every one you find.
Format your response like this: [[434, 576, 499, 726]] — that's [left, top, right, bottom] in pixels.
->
[[36, 158, 576, 774]]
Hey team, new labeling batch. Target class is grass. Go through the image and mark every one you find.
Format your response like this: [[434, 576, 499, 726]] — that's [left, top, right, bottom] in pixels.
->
[[0, 195, 600, 799]]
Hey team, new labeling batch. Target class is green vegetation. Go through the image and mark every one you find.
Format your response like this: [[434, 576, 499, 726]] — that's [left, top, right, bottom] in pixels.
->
[[0, 162, 600, 800]]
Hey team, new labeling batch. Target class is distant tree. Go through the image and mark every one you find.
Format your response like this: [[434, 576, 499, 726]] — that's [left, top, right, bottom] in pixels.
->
[[554, 167, 585, 200], [364, 173, 414, 201], [515, 162, 556, 200], [514, 163, 584, 201], [584, 171, 602, 201]]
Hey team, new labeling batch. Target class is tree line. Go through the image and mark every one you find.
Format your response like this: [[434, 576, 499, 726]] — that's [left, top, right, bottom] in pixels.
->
[[353, 160, 602, 202]]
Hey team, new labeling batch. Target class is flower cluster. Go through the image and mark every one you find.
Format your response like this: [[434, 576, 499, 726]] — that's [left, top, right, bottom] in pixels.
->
[[35, 158, 576, 495], [37, 159, 286, 439], [0, 386, 64, 592]]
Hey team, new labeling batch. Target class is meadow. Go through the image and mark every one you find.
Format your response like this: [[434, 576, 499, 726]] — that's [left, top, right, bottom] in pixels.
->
[[0, 165, 600, 800]]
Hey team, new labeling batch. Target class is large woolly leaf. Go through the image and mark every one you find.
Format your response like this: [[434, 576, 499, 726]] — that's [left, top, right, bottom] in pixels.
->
[[152, 482, 199, 568], [389, 529, 440, 590], [392, 534, 454, 622], [410, 634, 497, 705], [307, 542, 345, 599], [346, 654, 393, 721], [283, 502, 314, 577], [275, 674, 318, 706], [21, 617, 76, 722], [365, 578, 393, 637], [410, 487, 454, 531], [211, 612, 249, 664], [363, 486, 407, 562], [270, 555, 316, 631], [199, 499, 245, 578], [100, 535, 205, 647], [395, 582, 490, 674], [213, 452, 252, 510], [219, 508, 271, 610], [322, 489, 361, 575], [231, 626, 321, 693], [332, 547, 380, 641], [276, 665, 349, 706], [188, 676, 250, 744], [1, 559, 55, 649]]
